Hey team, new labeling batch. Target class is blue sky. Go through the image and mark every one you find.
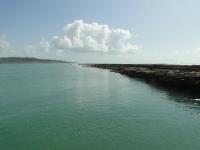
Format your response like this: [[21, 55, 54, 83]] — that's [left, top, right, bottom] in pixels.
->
[[0, 0, 200, 64]]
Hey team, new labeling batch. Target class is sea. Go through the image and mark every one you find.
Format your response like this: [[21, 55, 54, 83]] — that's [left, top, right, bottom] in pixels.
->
[[0, 63, 200, 150]]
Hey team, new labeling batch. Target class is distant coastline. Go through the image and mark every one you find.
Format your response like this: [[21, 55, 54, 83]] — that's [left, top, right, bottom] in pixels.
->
[[0, 57, 70, 64], [84, 64, 200, 89]]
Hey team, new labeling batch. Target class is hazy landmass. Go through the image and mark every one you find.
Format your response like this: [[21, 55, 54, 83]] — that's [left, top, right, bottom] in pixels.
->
[[0, 57, 70, 64]]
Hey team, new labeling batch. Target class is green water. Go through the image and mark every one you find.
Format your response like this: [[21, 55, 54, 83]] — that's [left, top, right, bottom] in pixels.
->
[[0, 64, 200, 150]]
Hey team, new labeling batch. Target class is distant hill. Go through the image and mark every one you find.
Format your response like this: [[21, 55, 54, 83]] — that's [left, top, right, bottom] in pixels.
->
[[0, 57, 70, 64]]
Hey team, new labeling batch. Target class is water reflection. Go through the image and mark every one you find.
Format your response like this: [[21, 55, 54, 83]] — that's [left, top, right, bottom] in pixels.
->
[[130, 77, 200, 113]]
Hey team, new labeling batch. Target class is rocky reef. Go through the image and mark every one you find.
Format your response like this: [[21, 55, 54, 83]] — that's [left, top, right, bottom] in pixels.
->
[[85, 64, 200, 88]]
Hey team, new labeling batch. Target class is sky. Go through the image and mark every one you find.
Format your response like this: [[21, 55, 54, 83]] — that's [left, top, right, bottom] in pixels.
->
[[0, 0, 200, 64]]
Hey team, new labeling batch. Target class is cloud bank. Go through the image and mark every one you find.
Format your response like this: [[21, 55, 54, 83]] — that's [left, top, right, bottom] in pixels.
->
[[52, 20, 139, 53], [0, 20, 140, 58]]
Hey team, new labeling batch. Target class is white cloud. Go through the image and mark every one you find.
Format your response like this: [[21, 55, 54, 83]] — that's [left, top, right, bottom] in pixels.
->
[[0, 34, 10, 50], [24, 39, 51, 58], [39, 38, 50, 52], [52, 20, 140, 53], [0, 34, 12, 56], [0, 20, 140, 60], [24, 38, 64, 59]]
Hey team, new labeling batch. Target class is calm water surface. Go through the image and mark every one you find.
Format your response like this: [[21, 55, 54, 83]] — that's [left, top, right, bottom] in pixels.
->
[[0, 64, 200, 150]]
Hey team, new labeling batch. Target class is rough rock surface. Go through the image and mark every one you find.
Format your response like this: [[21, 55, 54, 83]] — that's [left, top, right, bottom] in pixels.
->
[[85, 64, 200, 88]]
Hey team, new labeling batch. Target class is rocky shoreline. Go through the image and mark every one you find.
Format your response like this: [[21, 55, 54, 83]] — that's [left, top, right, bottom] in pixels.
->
[[84, 64, 200, 89]]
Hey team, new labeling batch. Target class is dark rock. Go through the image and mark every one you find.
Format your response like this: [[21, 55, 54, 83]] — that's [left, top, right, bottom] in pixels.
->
[[84, 64, 200, 88]]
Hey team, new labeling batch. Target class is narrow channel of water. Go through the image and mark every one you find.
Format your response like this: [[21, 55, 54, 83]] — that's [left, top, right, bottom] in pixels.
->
[[0, 64, 200, 150]]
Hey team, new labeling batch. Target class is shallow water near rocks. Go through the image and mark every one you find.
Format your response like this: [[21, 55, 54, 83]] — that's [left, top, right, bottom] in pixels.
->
[[0, 64, 200, 150]]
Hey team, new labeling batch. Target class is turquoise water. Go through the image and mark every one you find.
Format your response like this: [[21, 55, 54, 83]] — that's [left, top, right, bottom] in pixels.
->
[[0, 64, 200, 150]]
